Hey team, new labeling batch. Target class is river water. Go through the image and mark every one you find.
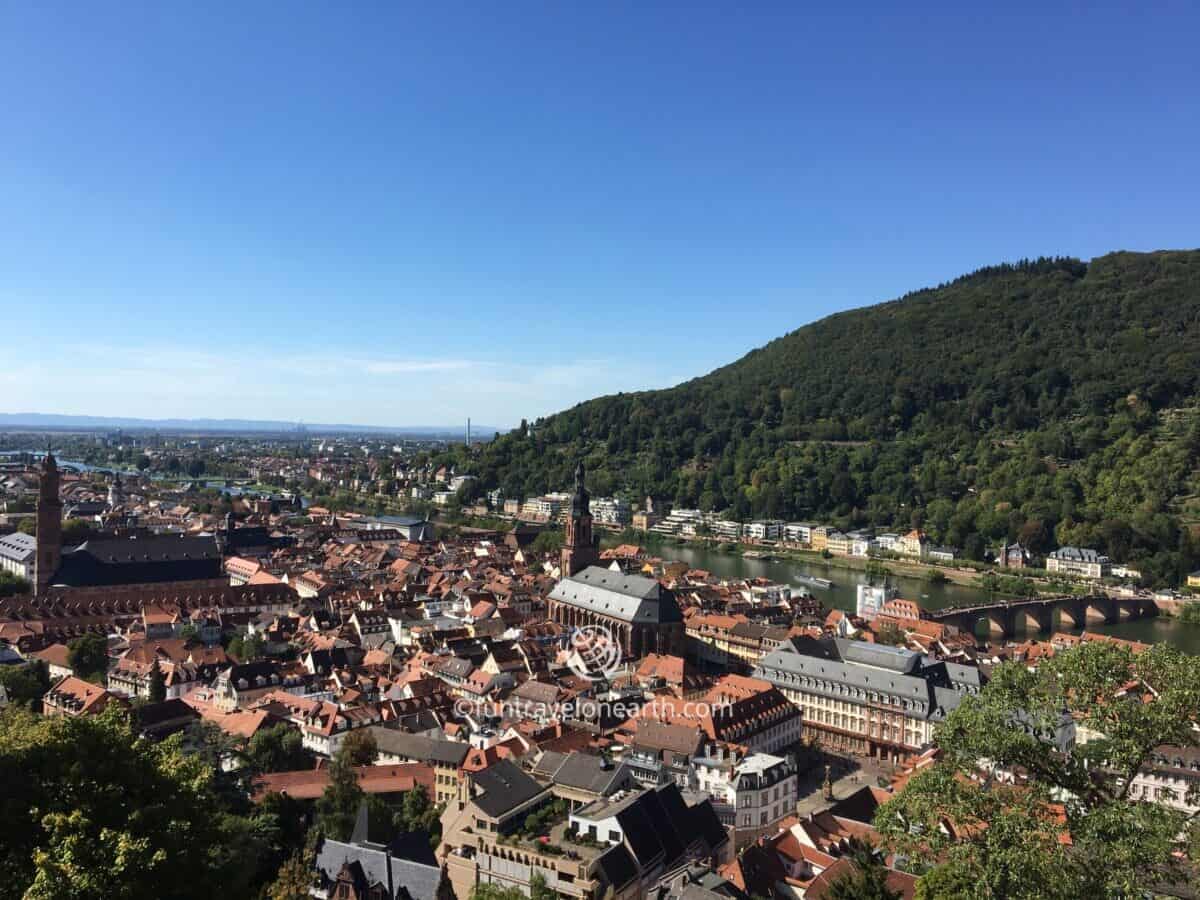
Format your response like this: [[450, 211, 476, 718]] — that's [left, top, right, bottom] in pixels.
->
[[660, 543, 1200, 654]]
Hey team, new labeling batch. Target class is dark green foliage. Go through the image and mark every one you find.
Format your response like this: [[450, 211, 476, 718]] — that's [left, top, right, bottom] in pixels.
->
[[0, 706, 287, 899], [227, 633, 265, 662], [826, 839, 902, 900], [876, 641, 1200, 897], [245, 723, 311, 774], [0, 571, 29, 598], [520, 797, 567, 838], [395, 784, 443, 846], [147, 658, 166, 703], [431, 251, 1200, 586], [0, 661, 49, 708], [67, 633, 108, 682], [338, 728, 377, 767], [528, 530, 564, 556]]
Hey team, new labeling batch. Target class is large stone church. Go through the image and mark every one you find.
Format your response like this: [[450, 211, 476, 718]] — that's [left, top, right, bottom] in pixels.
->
[[548, 462, 684, 658], [34, 452, 224, 595]]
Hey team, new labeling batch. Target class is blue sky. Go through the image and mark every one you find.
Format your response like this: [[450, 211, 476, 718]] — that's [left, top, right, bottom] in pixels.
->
[[2, 2, 1197, 429]]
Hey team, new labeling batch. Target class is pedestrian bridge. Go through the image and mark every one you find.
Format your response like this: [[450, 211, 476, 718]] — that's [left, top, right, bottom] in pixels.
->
[[927, 594, 1157, 640]]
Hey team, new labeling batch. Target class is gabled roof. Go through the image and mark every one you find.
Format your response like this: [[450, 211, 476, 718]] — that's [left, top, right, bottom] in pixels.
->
[[368, 727, 470, 766], [549, 566, 682, 624]]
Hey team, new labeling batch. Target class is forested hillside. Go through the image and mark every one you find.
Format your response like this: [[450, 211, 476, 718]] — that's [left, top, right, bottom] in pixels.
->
[[440, 250, 1200, 585]]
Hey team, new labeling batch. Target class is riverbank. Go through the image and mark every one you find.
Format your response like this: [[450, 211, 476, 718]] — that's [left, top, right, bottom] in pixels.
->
[[595, 530, 1032, 594]]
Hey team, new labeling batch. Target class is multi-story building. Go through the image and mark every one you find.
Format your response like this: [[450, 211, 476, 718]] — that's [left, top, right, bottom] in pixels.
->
[[521, 492, 572, 522], [895, 529, 929, 558], [825, 531, 853, 556], [754, 636, 984, 763], [692, 744, 799, 847], [1128, 746, 1200, 815], [875, 533, 901, 553], [441, 762, 728, 900], [0, 532, 35, 579], [650, 508, 703, 537], [809, 527, 831, 553], [850, 534, 876, 558], [42, 675, 124, 718], [781, 522, 813, 545], [686, 615, 789, 672], [711, 518, 742, 540], [1046, 546, 1110, 579], [743, 520, 783, 541], [591, 496, 632, 527], [995, 542, 1032, 569], [370, 727, 470, 805], [638, 674, 803, 759]]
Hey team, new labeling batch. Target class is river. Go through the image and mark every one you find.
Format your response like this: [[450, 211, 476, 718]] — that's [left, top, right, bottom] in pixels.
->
[[659, 543, 1200, 654]]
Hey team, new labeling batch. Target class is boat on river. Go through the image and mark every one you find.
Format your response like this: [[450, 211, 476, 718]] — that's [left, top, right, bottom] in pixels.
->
[[794, 574, 833, 590]]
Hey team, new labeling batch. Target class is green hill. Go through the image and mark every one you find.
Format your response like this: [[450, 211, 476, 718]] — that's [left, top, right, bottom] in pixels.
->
[[441, 250, 1200, 585]]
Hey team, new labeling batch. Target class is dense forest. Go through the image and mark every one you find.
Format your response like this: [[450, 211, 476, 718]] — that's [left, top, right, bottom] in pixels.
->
[[436, 250, 1200, 586]]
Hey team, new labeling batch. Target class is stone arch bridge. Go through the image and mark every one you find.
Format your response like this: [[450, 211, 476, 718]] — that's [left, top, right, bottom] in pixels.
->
[[928, 594, 1157, 641]]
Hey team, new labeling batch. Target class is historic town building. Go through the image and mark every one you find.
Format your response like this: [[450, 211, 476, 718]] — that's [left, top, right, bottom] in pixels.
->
[[548, 567, 686, 659], [34, 452, 63, 594], [32, 452, 224, 594], [754, 635, 984, 762], [560, 460, 600, 577]]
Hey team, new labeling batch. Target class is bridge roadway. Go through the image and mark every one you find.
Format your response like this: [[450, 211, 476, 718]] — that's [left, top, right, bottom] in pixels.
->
[[926, 593, 1159, 640]]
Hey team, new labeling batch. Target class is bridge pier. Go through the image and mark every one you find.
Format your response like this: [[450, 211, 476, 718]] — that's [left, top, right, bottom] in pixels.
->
[[930, 594, 1154, 643]]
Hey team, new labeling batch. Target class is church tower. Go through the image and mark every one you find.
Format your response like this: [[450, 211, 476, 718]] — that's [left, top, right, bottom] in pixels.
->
[[561, 460, 599, 577], [107, 471, 124, 510], [35, 451, 63, 594]]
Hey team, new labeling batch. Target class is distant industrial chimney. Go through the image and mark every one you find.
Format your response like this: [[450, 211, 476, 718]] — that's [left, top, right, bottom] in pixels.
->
[[467, 417, 471, 446]]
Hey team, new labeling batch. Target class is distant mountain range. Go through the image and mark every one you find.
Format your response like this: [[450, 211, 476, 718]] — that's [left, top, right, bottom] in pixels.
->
[[0, 412, 501, 438]]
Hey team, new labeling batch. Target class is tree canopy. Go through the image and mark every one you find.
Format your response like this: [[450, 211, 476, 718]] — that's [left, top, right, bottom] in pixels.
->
[[67, 633, 108, 682], [431, 251, 1200, 585], [0, 706, 290, 900], [875, 641, 1200, 897]]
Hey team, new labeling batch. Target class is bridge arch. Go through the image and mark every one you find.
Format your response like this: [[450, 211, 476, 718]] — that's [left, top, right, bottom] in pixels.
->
[[1019, 607, 1052, 634], [1085, 600, 1114, 625]]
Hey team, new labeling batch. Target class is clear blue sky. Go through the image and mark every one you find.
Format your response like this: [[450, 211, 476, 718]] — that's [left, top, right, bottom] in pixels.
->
[[3, 2, 1197, 429]]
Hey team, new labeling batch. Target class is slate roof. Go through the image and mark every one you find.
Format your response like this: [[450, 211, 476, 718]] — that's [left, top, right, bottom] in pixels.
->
[[471, 758, 548, 818], [51, 535, 221, 587], [1049, 546, 1107, 563], [575, 783, 724, 871], [754, 635, 981, 721], [548, 752, 631, 795], [594, 843, 639, 891], [368, 727, 470, 767], [549, 566, 683, 624], [315, 838, 442, 900], [0, 532, 35, 563]]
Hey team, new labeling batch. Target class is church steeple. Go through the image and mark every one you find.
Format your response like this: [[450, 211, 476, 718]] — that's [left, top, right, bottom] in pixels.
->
[[35, 449, 63, 594], [107, 471, 124, 510], [561, 459, 599, 577]]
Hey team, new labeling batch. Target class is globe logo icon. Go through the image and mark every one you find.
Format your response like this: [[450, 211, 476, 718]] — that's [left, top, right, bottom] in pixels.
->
[[566, 625, 622, 681]]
